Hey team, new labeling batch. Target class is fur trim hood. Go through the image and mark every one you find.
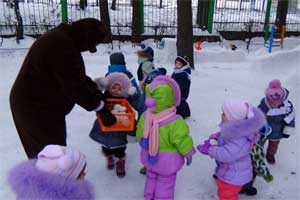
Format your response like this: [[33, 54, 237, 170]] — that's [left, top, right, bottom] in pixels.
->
[[8, 160, 94, 200], [220, 107, 265, 140]]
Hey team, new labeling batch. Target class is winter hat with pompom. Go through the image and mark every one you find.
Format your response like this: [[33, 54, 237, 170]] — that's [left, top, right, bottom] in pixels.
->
[[35, 145, 86, 179], [94, 72, 136, 97], [265, 79, 285, 104], [222, 100, 255, 121]]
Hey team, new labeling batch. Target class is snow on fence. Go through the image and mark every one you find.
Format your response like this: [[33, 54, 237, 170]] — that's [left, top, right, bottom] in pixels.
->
[[0, 0, 299, 37]]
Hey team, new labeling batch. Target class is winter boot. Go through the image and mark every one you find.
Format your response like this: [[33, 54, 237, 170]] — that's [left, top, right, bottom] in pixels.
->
[[116, 158, 126, 177], [140, 166, 147, 175], [106, 155, 114, 170], [239, 186, 257, 196], [266, 140, 279, 165], [266, 154, 275, 165]]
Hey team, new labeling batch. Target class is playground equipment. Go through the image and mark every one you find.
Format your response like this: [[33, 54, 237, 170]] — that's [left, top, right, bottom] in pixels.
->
[[265, 25, 286, 53]]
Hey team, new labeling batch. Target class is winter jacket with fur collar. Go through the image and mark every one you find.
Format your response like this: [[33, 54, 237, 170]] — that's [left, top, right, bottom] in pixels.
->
[[8, 160, 94, 200]]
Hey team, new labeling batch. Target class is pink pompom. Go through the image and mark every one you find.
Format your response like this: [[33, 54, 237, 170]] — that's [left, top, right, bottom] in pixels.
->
[[145, 97, 156, 110], [268, 79, 281, 89]]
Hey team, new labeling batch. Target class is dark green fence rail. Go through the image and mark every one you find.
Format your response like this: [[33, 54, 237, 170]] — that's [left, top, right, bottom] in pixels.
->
[[0, 0, 299, 37]]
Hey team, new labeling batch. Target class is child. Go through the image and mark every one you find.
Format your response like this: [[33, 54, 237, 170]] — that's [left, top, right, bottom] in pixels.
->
[[136, 45, 155, 90], [258, 79, 295, 164], [240, 123, 273, 196], [90, 72, 136, 177], [106, 52, 145, 117], [136, 75, 195, 200], [171, 56, 191, 119], [139, 68, 168, 175], [107, 52, 141, 96], [8, 144, 93, 199], [197, 100, 265, 200]]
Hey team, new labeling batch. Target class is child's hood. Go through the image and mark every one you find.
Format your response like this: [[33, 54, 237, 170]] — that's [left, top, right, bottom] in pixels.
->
[[220, 107, 265, 141], [145, 76, 181, 113], [8, 160, 94, 200], [108, 64, 127, 73]]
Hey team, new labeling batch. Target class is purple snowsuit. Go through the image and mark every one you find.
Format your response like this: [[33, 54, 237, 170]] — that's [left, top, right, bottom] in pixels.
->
[[8, 160, 94, 200], [208, 107, 265, 186]]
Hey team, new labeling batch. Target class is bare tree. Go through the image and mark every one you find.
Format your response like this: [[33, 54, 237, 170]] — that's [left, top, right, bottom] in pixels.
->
[[99, 0, 112, 42], [132, 0, 142, 43], [14, 0, 24, 42], [196, 0, 209, 30], [111, 0, 117, 10], [159, 0, 163, 8], [275, 0, 289, 32], [177, 0, 194, 69]]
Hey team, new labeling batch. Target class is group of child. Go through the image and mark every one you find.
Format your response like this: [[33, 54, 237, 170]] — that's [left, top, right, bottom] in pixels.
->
[[8, 45, 295, 200]]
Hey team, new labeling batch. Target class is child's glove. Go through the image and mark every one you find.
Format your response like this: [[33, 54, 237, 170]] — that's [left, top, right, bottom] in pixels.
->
[[140, 137, 149, 149], [263, 174, 273, 182], [185, 157, 192, 166], [97, 106, 117, 126], [197, 140, 212, 155], [259, 123, 272, 138], [209, 132, 220, 140]]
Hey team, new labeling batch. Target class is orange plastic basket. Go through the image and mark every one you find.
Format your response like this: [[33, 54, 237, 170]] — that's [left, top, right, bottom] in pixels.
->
[[96, 98, 135, 132]]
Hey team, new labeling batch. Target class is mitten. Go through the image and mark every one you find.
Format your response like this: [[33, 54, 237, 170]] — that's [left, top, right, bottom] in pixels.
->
[[186, 157, 192, 166], [197, 140, 212, 155], [97, 106, 116, 126], [263, 174, 273, 182], [209, 132, 220, 140]]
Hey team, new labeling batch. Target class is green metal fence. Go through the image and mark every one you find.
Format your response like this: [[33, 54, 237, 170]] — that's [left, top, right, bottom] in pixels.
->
[[0, 0, 299, 37]]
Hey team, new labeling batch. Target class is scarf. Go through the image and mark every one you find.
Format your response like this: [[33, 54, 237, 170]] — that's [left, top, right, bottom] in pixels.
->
[[143, 106, 177, 156]]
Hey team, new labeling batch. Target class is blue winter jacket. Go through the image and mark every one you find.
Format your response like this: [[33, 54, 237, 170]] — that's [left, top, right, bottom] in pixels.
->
[[258, 89, 295, 140]]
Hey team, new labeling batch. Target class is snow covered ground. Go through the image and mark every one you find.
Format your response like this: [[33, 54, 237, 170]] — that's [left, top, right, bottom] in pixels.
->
[[0, 36, 299, 199]]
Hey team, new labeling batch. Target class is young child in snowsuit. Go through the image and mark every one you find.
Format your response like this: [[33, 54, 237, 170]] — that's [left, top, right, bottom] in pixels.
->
[[138, 68, 168, 175], [171, 56, 191, 119], [90, 73, 137, 177], [136, 75, 195, 200], [240, 123, 274, 196], [258, 79, 295, 164], [106, 52, 146, 118], [137, 45, 155, 90], [8, 144, 93, 200], [197, 100, 265, 200]]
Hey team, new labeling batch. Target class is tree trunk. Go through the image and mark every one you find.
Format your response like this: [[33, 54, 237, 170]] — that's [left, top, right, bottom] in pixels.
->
[[111, 0, 117, 10], [177, 0, 194, 69], [79, 0, 87, 10], [99, 0, 112, 43], [132, 0, 142, 43], [275, 0, 289, 31], [196, 0, 209, 30], [14, 0, 24, 42], [159, 0, 163, 8]]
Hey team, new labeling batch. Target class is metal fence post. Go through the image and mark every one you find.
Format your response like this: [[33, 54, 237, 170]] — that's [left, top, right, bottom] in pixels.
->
[[61, 0, 68, 23], [140, 0, 144, 34], [264, 0, 272, 42], [207, 0, 215, 33]]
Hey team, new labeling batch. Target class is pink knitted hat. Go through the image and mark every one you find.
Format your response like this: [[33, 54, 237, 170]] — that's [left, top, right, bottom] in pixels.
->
[[103, 72, 136, 97], [222, 100, 254, 121], [265, 79, 285, 103], [35, 145, 86, 179]]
